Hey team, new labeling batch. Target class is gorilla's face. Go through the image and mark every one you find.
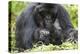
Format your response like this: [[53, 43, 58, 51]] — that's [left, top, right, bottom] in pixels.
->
[[38, 8, 53, 27], [35, 4, 57, 30]]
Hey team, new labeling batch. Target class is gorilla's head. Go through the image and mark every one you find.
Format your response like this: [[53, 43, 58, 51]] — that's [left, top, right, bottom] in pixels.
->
[[34, 3, 58, 30]]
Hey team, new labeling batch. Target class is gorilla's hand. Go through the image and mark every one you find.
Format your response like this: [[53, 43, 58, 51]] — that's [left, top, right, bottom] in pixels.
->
[[39, 29, 50, 39], [33, 28, 50, 44], [39, 29, 50, 45], [65, 28, 78, 43], [34, 28, 50, 45]]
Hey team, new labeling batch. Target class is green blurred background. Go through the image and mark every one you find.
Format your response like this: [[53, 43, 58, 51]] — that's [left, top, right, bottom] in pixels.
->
[[8, 1, 78, 53]]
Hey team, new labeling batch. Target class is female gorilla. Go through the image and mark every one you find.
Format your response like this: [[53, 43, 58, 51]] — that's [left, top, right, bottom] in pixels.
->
[[16, 3, 77, 51]]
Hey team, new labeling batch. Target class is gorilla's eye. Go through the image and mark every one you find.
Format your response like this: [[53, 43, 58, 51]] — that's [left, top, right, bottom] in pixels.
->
[[39, 11, 46, 17]]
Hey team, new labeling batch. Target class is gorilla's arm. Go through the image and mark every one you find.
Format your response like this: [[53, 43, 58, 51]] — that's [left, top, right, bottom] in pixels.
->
[[57, 5, 73, 30], [16, 3, 38, 50], [56, 5, 78, 42]]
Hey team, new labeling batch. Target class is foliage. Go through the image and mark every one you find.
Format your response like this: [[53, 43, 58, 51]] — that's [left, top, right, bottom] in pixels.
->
[[30, 42, 77, 52], [9, 1, 78, 53], [64, 4, 78, 28]]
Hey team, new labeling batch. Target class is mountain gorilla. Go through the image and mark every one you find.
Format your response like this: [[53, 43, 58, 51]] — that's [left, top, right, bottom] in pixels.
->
[[16, 3, 78, 51]]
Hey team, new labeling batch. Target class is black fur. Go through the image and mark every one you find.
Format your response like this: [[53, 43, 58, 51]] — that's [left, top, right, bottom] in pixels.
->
[[16, 3, 77, 51]]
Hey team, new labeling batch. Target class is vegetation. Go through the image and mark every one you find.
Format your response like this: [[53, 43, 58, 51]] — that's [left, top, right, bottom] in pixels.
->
[[9, 1, 78, 53]]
